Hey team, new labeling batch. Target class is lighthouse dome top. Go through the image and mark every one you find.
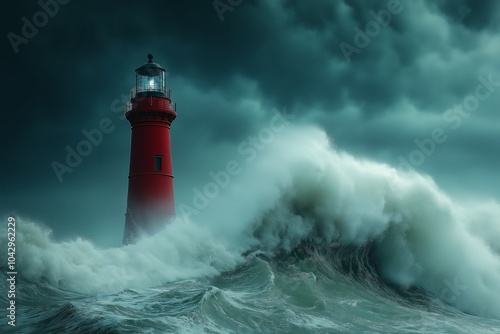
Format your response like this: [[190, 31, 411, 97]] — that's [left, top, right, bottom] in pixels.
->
[[135, 53, 165, 76], [135, 54, 167, 97]]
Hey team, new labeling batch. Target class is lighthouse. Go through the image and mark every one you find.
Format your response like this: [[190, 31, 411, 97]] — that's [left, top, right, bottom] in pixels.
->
[[123, 54, 177, 244]]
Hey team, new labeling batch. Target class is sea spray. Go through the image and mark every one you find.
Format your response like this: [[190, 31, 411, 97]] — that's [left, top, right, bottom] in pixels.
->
[[2, 125, 500, 319]]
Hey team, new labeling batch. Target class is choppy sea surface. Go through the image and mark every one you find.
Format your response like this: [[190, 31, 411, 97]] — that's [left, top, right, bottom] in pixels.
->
[[2, 249, 500, 333], [2, 126, 500, 333]]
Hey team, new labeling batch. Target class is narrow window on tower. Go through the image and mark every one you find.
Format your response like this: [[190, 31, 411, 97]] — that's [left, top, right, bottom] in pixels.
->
[[154, 155, 163, 171]]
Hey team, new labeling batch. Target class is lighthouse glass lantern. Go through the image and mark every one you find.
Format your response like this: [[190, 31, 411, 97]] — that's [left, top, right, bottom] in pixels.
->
[[135, 53, 166, 97]]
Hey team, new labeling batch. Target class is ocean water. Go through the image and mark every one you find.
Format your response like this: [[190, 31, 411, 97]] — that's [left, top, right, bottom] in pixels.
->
[[2, 126, 500, 333]]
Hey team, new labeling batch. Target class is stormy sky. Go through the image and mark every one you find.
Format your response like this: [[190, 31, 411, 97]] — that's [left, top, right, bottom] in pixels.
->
[[2, 0, 499, 247]]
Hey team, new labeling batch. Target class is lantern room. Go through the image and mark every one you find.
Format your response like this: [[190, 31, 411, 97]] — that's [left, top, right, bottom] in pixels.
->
[[135, 53, 167, 97]]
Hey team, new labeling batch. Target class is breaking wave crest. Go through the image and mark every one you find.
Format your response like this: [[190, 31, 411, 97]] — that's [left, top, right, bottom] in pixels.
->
[[2, 125, 500, 319]]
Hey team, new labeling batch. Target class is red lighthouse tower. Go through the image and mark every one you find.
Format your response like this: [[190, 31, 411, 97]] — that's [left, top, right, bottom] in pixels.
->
[[123, 54, 177, 244]]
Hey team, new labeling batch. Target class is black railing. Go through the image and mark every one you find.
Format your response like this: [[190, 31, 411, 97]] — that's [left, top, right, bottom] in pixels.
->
[[125, 100, 177, 112]]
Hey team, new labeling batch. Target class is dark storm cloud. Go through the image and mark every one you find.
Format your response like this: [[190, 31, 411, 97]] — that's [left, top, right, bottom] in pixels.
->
[[433, 0, 500, 30], [2, 0, 499, 246]]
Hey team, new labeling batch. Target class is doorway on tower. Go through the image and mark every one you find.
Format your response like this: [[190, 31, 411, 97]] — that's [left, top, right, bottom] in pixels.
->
[[154, 155, 163, 172]]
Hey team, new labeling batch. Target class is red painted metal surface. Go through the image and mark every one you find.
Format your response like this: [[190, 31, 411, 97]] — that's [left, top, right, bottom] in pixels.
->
[[123, 89, 177, 244]]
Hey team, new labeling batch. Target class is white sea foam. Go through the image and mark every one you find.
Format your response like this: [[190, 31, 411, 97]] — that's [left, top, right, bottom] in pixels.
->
[[3, 125, 499, 318]]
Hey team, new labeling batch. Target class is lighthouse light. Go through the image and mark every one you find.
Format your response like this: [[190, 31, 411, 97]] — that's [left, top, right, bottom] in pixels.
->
[[134, 54, 167, 97]]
